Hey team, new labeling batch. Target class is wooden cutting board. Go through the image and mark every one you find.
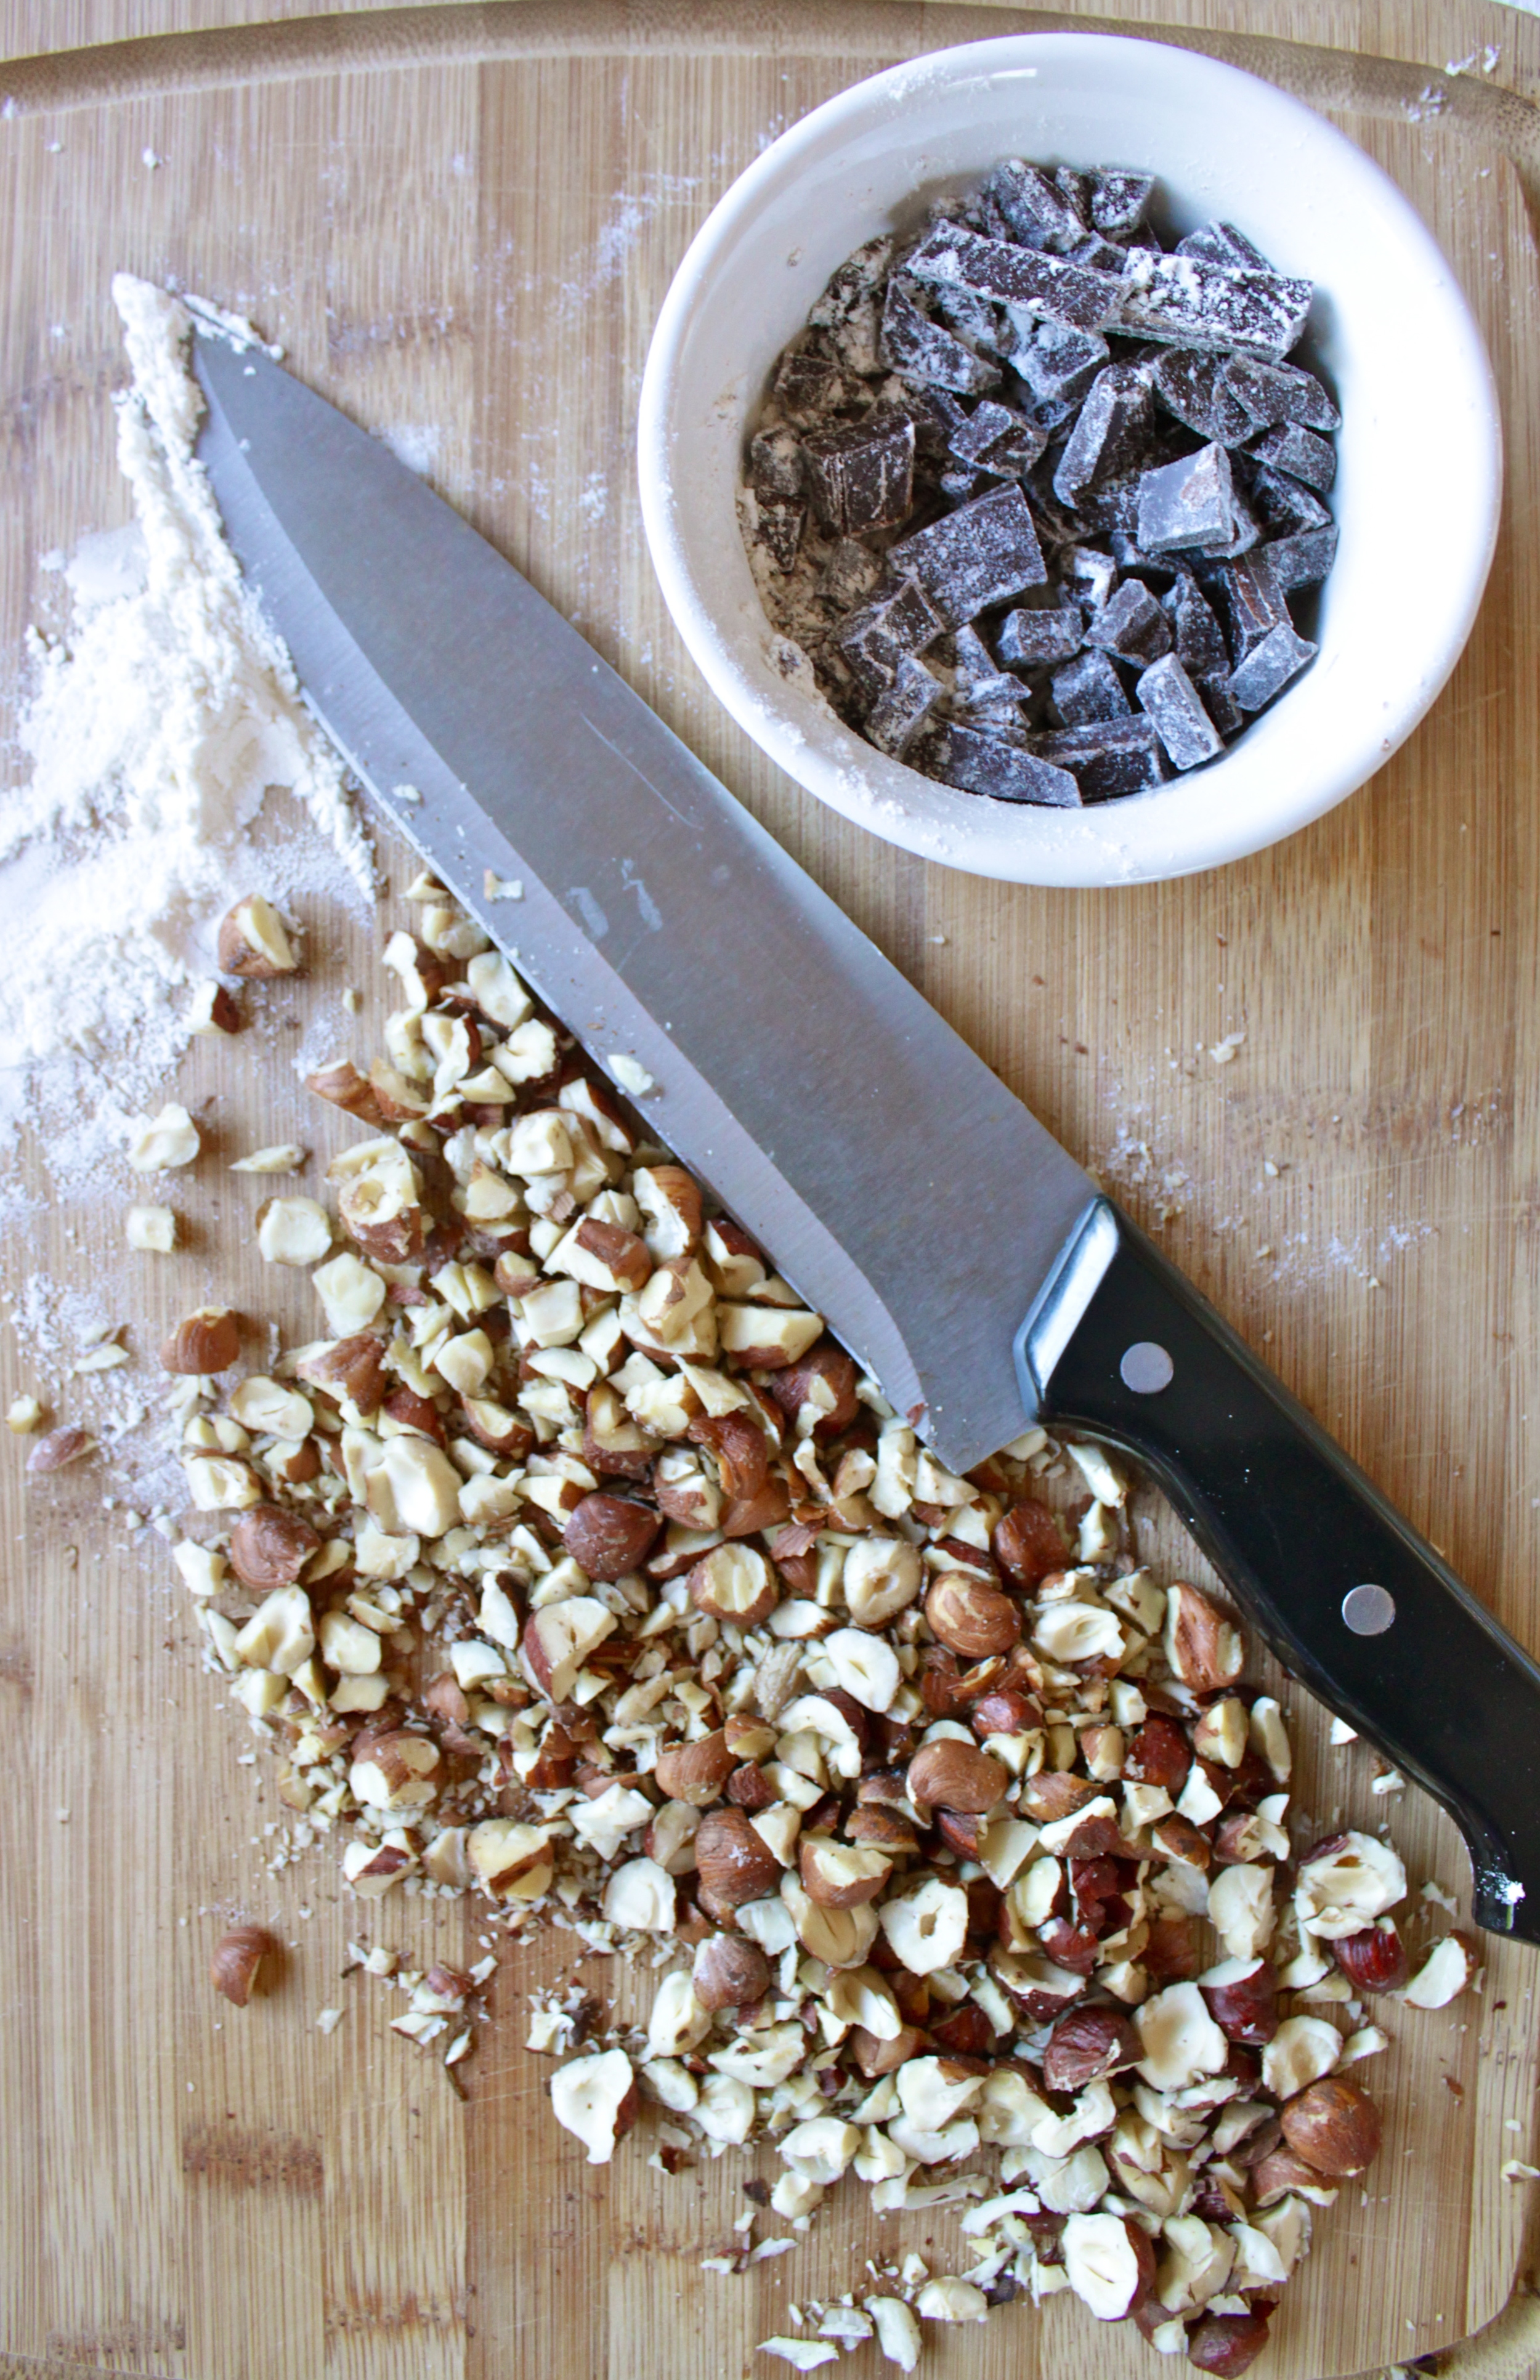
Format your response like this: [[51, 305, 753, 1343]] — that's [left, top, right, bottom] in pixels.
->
[[3, 5, 1540, 2377]]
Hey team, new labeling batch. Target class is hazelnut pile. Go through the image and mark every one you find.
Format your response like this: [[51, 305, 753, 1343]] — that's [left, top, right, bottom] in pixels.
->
[[142, 881, 1473, 2374]]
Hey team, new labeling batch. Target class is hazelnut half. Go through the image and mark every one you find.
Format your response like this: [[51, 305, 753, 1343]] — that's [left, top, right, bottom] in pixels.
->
[[210, 1922, 275, 2006]]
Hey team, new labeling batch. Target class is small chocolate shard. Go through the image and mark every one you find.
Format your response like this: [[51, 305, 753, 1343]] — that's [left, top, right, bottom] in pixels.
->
[[947, 399, 1046, 478], [907, 225, 1125, 334], [1227, 619, 1318, 710], [987, 159, 1088, 253], [880, 281, 1000, 395], [1198, 674, 1246, 739], [1222, 355, 1339, 432], [835, 576, 946, 692], [1088, 169, 1155, 239], [800, 412, 917, 535], [1265, 523, 1338, 592], [1247, 421, 1336, 493], [817, 538, 884, 614], [749, 426, 804, 499], [1164, 573, 1230, 679], [1061, 547, 1119, 611], [747, 493, 805, 574], [1010, 317, 1109, 406], [1175, 221, 1273, 273], [1119, 252, 1313, 360], [865, 655, 943, 756], [1035, 717, 1171, 799], [1084, 578, 1173, 666], [1136, 653, 1224, 767], [888, 482, 1048, 626], [952, 625, 1032, 714], [1053, 363, 1155, 506], [1210, 551, 1289, 661], [772, 349, 845, 423], [927, 720, 1083, 805], [809, 236, 895, 326], [1151, 349, 1254, 447], [932, 283, 1005, 352], [1248, 466, 1333, 535], [997, 605, 1084, 668], [1051, 648, 1132, 725], [1137, 444, 1238, 555]]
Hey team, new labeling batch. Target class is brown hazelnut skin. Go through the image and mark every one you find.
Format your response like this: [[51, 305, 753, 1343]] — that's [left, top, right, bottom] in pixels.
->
[[692, 1933, 771, 2012], [25, 1425, 92, 1474], [1279, 2074, 1384, 2176], [562, 1491, 662, 1581], [924, 1573, 1023, 1659], [693, 1808, 782, 1911], [1042, 2004, 1138, 2093], [654, 1731, 736, 1808], [1331, 1921, 1409, 1994], [161, 1307, 241, 1375], [1200, 1961, 1279, 2047], [766, 1339, 860, 1437], [209, 1923, 276, 2007], [229, 1502, 321, 1590], [1186, 2312, 1273, 2376], [906, 1739, 1007, 1816], [991, 1496, 1067, 1589], [1122, 1713, 1192, 1793]]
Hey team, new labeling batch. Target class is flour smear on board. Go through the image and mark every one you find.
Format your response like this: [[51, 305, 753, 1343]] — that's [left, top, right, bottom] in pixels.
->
[[0, 273, 375, 1181]]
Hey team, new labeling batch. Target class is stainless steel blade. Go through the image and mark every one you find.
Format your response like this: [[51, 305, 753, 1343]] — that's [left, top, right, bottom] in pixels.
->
[[191, 330, 1097, 1471]]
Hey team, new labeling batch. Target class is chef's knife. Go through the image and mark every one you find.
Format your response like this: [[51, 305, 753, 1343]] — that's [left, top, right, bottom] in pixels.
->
[[191, 326, 1540, 1946]]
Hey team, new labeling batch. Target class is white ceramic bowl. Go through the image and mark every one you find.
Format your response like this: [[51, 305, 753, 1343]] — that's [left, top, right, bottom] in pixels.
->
[[638, 33, 1501, 887]]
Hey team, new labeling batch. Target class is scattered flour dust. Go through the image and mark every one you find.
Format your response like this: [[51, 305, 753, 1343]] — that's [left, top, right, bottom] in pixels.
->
[[0, 273, 375, 1186]]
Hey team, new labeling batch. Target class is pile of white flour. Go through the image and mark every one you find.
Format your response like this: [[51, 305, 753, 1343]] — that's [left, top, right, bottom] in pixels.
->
[[0, 274, 375, 1179]]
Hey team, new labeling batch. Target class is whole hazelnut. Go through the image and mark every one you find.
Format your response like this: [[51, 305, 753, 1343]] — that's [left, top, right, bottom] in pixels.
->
[[906, 1739, 1006, 1815], [1186, 2311, 1273, 2377], [1042, 2004, 1138, 2093], [562, 1491, 662, 1581], [654, 1731, 736, 1808], [210, 1922, 275, 2006], [693, 1808, 782, 1910], [229, 1502, 321, 1591], [991, 1496, 1067, 1589], [924, 1573, 1022, 1659], [1279, 2074, 1383, 2176], [692, 1933, 771, 2012]]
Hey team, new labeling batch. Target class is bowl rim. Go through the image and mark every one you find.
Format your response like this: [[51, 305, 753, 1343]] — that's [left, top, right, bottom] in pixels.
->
[[636, 30, 1504, 888]]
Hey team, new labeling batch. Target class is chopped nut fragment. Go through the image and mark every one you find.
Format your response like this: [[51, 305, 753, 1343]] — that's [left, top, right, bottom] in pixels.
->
[[126, 1103, 200, 1171], [125, 1203, 177, 1253], [230, 1145, 306, 1174]]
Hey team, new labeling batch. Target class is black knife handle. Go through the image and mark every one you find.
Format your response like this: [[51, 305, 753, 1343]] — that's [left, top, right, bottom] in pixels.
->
[[1015, 1196, 1540, 1945]]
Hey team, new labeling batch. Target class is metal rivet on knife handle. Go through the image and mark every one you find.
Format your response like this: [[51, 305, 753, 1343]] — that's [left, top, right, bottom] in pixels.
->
[[1342, 1583, 1396, 1636], [1120, 1340, 1174, 1393]]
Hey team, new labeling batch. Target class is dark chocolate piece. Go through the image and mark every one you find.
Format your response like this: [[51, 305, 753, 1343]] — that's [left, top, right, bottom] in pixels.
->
[[1265, 523, 1339, 591], [1198, 675, 1245, 739], [1247, 466, 1333, 534], [1196, 485, 1261, 562], [1053, 363, 1155, 506], [835, 577, 946, 692], [1069, 232, 1130, 275], [1136, 654, 1224, 767], [926, 720, 1083, 804], [932, 284, 1005, 352], [887, 482, 1048, 626], [950, 625, 1030, 714], [747, 494, 805, 575], [1222, 355, 1339, 432], [880, 281, 1000, 395], [948, 399, 1047, 478], [1051, 649, 1132, 724], [1151, 349, 1254, 447], [907, 226, 1125, 334], [817, 538, 884, 614], [1061, 547, 1119, 610], [1175, 221, 1273, 272], [1084, 578, 1173, 666], [801, 413, 917, 535], [1119, 252, 1313, 360], [1226, 619, 1318, 710], [1136, 444, 1237, 554], [987, 160, 1088, 253], [865, 656, 944, 755], [750, 426, 805, 500], [1010, 318, 1109, 406], [1164, 573, 1230, 679], [997, 605, 1084, 667], [773, 349, 845, 423], [824, 296, 884, 376], [809, 237, 896, 326], [1247, 421, 1336, 493], [1035, 718, 1171, 799], [1209, 551, 1287, 660], [1088, 169, 1155, 239]]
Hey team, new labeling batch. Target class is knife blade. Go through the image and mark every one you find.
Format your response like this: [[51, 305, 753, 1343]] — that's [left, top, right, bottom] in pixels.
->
[[190, 327, 1540, 1946]]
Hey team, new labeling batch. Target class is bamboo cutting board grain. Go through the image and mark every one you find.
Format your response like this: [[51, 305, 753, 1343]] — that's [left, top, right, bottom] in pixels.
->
[[2, 6, 1540, 2377]]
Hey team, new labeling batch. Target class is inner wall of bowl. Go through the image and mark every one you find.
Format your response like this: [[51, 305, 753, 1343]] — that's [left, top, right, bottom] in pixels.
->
[[660, 36, 1495, 882]]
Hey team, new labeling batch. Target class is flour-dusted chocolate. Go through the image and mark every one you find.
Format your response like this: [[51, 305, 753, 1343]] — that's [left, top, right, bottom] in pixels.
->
[[739, 155, 1339, 807]]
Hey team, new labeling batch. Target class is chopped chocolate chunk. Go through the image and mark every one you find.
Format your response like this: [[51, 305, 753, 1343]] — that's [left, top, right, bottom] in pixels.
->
[[997, 605, 1084, 667], [1088, 168, 1155, 238], [801, 413, 917, 535], [1011, 317, 1109, 406], [1265, 522, 1339, 591], [817, 538, 884, 614], [1136, 653, 1224, 767], [908, 225, 1125, 333], [824, 297, 884, 376], [773, 349, 845, 422], [836, 576, 945, 692], [927, 720, 1083, 804], [1222, 355, 1340, 431], [1053, 363, 1155, 506], [987, 159, 1088, 253], [865, 655, 943, 755], [1051, 648, 1132, 724], [809, 236, 895, 325], [951, 625, 1031, 713], [1061, 546, 1119, 610], [1151, 348, 1254, 446], [1085, 577, 1173, 666], [1199, 674, 1246, 739], [880, 281, 1000, 395], [1248, 465, 1333, 533], [1247, 420, 1336, 492], [933, 283, 1005, 352], [1164, 573, 1230, 679], [1210, 551, 1288, 660], [1136, 444, 1238, 554], [1035, 717, 1171, 799], [1227, 618, 1318, 710], [947, 398, 1047, 479], [747, 492, 805, 574], [750, 426, 805, 499], [1198, 486, 1261, 562], [1053, 166, 1092, 225], [1069, 231, 1132, 276], [1074, 476, 1146, 538], [1119, 252, 1313, 360], [888, 482, 1047, 625], [1176, 220, 1273, 272]]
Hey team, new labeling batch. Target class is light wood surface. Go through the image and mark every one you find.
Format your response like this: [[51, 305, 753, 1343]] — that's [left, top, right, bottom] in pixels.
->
[[3, 5, 1540, 2378]]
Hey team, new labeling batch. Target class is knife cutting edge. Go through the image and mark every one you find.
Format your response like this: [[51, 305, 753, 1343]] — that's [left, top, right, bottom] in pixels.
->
[[190, 326, 1540, 1948]]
